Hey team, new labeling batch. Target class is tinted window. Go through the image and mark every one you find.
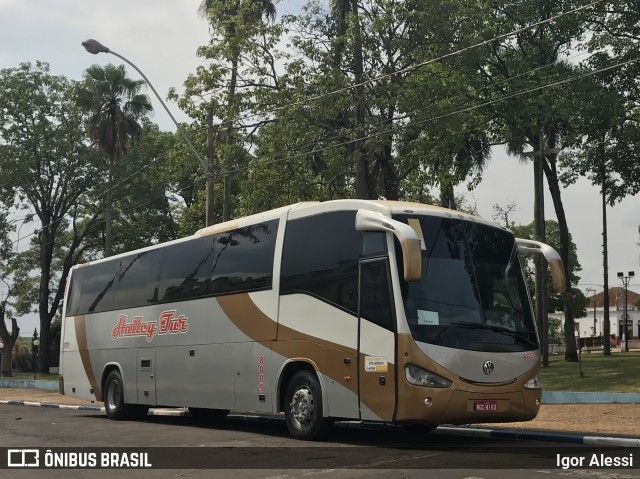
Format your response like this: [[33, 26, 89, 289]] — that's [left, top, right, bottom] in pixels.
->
[[158, 220, 279, 303], [394, 214, 537, 352], [281, 211, 386, 315], [114, 249, 164, 310], [66, 220, 278, 316], [360, 259, 394, 331], [158, 237, 215, 302], [66, 260, 120, 316], [212, 221, 278, 294]]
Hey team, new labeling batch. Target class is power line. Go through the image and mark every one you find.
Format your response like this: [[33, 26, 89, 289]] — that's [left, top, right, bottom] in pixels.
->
[[220, 55, 639, 177], [197, 0, 603, 130], [10, 139, 187, 250], [14, 177, 201, 256]]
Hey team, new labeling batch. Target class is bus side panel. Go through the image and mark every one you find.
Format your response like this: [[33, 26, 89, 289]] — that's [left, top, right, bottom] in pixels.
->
[[88, 347, 138, 403], [60, 314, 96, 402], [276, 294, 360, 420], [155, 343, 235, 409], [235, 341, 276, 413], [217, 292, 363, 420]]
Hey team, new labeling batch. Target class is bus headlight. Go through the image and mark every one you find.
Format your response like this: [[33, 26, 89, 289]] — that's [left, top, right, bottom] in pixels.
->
[[405, 364, 452, 388], [523, 375, 542, 389]]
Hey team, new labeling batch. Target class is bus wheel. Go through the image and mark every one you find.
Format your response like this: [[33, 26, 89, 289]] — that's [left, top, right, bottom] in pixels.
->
[[188, 407, 229, 422], [104, 370, 134, 420], [284, 370, 332, 440]]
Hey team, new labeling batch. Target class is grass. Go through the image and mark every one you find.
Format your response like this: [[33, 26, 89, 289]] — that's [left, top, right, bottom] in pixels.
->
[[540, 352, 640, 393]]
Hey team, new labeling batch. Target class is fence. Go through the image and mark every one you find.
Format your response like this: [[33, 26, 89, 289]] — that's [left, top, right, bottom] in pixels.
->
[[11, 349, 59, 372]]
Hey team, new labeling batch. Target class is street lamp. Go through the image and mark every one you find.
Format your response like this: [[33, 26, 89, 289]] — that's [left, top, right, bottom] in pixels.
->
[[32, 339, 39, 381], [585, 288, 597, 338], [81, 39, 216, 226], [617, 271, 635, 352], [0, 341, 4, 379]]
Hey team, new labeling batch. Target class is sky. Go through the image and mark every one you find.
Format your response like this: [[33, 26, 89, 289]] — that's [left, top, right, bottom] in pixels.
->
[[1, 0, 639, 335]]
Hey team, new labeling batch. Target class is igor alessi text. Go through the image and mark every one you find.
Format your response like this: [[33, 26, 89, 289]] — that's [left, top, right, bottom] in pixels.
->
[[557, 453, 634, 470]]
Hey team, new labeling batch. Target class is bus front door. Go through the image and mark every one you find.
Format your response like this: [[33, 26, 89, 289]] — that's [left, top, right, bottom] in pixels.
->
[[358, 258, 396, 422]]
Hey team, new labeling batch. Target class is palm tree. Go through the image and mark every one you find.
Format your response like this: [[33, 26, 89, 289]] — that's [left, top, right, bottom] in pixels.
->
[[76, 64, 152, 256]]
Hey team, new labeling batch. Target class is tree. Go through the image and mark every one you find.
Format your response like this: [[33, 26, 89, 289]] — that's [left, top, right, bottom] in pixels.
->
[[0, 209, 19, 376], [182, 0, 279, 221], [238, 0, 487, 211], [470, 0, 598, 362], [558, 0, 640, 353], [106, 119, 181, 251], [75, 63, 153, 256], [0, 62, 102, 372], [511, 218, 587, 361]]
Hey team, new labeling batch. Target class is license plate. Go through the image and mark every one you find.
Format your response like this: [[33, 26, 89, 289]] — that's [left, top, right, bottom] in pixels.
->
[[474, 400, 498, 412]]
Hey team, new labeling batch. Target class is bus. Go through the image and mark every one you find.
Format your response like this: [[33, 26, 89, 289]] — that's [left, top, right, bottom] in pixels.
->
[[59, 199, 565, 440]]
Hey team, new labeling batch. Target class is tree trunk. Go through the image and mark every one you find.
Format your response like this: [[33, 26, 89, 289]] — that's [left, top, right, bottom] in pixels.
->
[[439, 180, 456, 210], [105, 154, 114, 257], [543, 157, 578, 362], [0, 313, 19, 377], [38, 229, 55, 373]]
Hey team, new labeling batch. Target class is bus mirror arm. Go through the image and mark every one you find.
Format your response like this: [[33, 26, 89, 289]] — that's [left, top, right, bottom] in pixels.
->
[[355, 210, 422, 282], [515, 238, 567, 294]]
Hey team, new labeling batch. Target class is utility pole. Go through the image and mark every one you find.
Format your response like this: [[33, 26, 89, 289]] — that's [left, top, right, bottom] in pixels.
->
[[601, 156, 611, 355], [206, 107, 216, 227], [534, 133, 548, 367]]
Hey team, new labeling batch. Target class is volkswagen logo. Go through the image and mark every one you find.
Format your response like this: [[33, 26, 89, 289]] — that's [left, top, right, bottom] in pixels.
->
[[483, 360, 494, 375]]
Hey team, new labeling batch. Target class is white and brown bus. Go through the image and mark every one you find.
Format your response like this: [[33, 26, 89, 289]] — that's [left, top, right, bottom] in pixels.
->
[[59, 200, 565, 440]]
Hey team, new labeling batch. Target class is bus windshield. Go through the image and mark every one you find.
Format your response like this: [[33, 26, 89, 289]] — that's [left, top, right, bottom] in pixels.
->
[[394, 214, 538, 353]]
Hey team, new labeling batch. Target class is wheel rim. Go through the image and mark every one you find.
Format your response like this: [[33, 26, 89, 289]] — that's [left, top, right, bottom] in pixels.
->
[[106, 379, 120, 411], [290, 386, 314, 428]]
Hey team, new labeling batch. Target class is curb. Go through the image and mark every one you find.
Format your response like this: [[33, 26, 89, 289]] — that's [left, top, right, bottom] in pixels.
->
[[434, 426, 640, 447], [2, 399, 638, 447], [542, 391, 640, 404]]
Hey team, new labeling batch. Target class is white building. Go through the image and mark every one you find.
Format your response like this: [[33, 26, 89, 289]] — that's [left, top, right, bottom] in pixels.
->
[[550, 287, 640, 344]]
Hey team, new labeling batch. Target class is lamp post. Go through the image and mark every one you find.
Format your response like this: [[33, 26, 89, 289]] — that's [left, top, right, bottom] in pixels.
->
[[81, 39, 216, 227], [585, 288, 596, 337], [0, 341, 4, 379], [32, 339, 39, 381], [616, 271, 635, 352]]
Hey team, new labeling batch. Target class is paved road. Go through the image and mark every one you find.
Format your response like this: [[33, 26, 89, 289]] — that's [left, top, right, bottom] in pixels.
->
[[0, 406, 637, 479]]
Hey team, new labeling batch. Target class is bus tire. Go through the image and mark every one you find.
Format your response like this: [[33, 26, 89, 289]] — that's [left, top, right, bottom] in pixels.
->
[[188, 407, 229, 422], [284, 370, 332, 440], [104, 369, 134, 420]]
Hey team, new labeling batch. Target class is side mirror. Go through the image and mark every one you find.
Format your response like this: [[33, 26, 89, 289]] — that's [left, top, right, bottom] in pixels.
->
[[516, 238, 567, 293], [355, 210, 422, 282]]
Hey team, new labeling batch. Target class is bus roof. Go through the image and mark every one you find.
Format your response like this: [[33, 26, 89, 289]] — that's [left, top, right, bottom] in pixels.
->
[[73, 199, 505, 269]]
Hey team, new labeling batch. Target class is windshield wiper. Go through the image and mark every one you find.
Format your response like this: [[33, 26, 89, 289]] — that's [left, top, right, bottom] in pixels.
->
[[434, 321, 537, 348], [433, 321, 486, 343], [492, 327, 538, 348]]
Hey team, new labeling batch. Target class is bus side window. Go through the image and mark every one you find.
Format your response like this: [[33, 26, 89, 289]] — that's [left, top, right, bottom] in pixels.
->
[[360, 260, 394, 331], [281, 211, 360, 315], [74, 260, 121, 315], [115, 249, 164, 310]]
